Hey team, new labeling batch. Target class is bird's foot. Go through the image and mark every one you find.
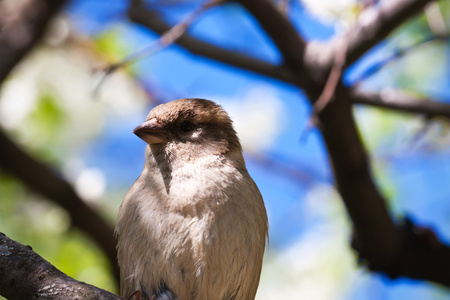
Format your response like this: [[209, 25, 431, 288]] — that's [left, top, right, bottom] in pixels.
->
[[128, 290, 148, 300], [128, 290, 163, 300]]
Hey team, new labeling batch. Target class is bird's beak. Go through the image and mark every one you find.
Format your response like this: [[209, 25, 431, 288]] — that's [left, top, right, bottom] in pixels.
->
[[133, 118, 166, 144]]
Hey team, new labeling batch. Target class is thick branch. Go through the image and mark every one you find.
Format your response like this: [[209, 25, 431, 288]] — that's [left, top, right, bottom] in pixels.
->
[[0, 232, 123, 300], [315, 86, 402, 269], [0, 0, 68, 84], [305, 0, 439, 84], [353, 218, 450, 287], [127, 3, 298, 85], [0, 128, 119, 283], [351, 89, 450, 119], [235, 0, 402, 270], [342, 0, 436, 66], [236, 0, 306, 72]]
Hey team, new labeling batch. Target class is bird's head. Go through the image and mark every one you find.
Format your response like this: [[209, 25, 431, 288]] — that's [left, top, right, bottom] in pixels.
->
[[134, 98, 242, 159]]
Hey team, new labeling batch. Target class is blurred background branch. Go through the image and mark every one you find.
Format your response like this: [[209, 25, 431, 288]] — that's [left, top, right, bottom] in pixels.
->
[[127, 0, 298, 84], [0, 0, 68, 83], [351, 89, 450, 119], [0, 127, 119, 282], [338, 0, 437, 66]]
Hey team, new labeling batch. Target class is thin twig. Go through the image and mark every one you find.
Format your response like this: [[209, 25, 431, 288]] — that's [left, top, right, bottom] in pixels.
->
[[128, 4, 298, 85], [314, 42, 348, 113], [300, 41, 348, 139], [93, 0, 225, 95], [247, 151, 324, 186], [352, 33, 450, 85], [408, 116, 433, 150]]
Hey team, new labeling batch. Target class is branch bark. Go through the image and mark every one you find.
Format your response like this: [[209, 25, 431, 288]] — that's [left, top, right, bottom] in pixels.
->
[[0, 232, 123, 300]]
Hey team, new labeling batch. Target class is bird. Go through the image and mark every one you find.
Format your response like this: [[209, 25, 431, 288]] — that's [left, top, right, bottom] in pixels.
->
[[116, 98, 268, 300]]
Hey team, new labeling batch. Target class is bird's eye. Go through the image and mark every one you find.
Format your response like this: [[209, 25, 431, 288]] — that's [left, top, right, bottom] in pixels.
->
[[180, 121, 195, 132]]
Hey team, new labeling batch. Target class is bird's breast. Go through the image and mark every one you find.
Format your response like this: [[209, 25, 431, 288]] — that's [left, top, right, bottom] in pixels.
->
[[161, 157, 241, 213], [118, 155, 266, 300]]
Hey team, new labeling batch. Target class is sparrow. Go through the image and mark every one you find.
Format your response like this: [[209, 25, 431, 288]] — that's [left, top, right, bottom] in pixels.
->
[[116, 98, 268, 300]]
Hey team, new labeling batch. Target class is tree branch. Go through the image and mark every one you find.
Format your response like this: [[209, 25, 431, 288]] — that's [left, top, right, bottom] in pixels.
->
[[353, 217, 450, 287], [236, 0, 402, 270], [97, 0, 224, 93], [236, 0, 306, 72], [0, 128, 119, 283], [341, 0, 436, 66], [338, 0, 434, 65], [351, 89, 450, 119], [316, 86, 403, 269], [235, 0, 450, 281], [0, 232, 123, 300], [305, 0, 439, 85], [127, 1, 299, 85], [0, 0, 68, 84]]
